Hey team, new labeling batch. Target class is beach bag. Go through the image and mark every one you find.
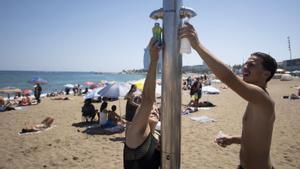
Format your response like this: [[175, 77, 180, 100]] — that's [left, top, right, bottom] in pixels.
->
[[198, 101, 215, 107]]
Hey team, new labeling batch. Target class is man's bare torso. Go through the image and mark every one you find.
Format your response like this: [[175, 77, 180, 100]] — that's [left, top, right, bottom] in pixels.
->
[[240, 100, 275, 169]]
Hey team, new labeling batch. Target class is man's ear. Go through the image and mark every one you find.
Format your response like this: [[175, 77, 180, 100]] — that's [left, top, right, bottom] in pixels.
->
[[263, 71, 271, 79]]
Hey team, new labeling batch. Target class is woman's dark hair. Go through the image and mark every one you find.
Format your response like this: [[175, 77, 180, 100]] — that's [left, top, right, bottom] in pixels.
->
[[84, 98, 92, 104], [111, 105, 117, 111], [100, 101, 108, 112], [251, 52, 277, 82], [128, 84, 136, 94]]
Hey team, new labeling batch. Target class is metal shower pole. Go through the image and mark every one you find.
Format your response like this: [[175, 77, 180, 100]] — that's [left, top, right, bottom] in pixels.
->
[[150, 1, 196, 168], [161, 0, 182, 168]]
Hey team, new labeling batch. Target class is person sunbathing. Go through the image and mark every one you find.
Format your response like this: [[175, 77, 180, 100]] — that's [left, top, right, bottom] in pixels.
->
[[21, 117, 54, 133], [181, 106, 198, 115], [19, 95, 37, 106], [0, 97, 16, 112], [50, 96, 70, 100], [290, 93, 300, 100]]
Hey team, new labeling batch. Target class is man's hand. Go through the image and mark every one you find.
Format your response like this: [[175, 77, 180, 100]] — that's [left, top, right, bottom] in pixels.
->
[[149, 38, 162, 62], [179, 22, 200, 50], [214, 131, 234, 148]]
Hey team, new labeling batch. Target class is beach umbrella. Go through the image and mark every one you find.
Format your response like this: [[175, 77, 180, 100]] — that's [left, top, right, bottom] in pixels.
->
[[22, 89, 33, 95], [292, 70, 300, 73], [84, 86, 106, 100], [202, 86, 220, 94], [64, 84, 74, 88], [99, 80, 108, 85], [83, 81, 98, 89], [28, 77, 48, 85], [0, 87, 22, 94], [83, 81, 95, 86], [134, 78, 146, 90], [0, 87, 21, 99], [131, 79, 161, 95], [98, 82, 131, 98], [276, 68, 285, 73], [99, 82, 128, 98], [292, 70, 300, 76]]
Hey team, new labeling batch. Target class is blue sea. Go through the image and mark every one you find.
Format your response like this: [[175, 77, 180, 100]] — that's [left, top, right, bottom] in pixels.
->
[[0, 71, 153, 97]]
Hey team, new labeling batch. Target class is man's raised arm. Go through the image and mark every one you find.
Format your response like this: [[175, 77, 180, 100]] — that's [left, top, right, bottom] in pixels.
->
[[179, 23, 270, 104]]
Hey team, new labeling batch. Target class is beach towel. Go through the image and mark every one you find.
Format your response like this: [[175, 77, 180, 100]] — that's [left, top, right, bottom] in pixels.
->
[[190, 116, 216, 123], [86, 124, 101, 129], [198, 107, 211, 110], [18, 125, 56, 136], [104, 125, 125, 133], [181, 107, 198, 116], [14, 107, 23, 110]]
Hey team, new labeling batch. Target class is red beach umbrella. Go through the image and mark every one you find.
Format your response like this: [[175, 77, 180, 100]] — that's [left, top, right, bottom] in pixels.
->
[[83, 81, 95, 86], [28, 77, 48, 85], [22, 89, 33, 95]]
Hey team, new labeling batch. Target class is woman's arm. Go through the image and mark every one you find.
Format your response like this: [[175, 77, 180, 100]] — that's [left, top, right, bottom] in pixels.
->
[[127, 94, 140, 107], [125, 38, 160, 148]]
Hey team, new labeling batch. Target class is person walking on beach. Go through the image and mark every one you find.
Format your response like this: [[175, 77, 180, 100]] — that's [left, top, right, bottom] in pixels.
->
[[123, 38, 161, 169], [124, 84, 139, 122], [34, 83, 42, 103], [180, 23, 277, 169]]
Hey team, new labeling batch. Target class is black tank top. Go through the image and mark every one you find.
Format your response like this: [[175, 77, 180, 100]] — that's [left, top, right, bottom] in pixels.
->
[[123, 134, 160, 169]]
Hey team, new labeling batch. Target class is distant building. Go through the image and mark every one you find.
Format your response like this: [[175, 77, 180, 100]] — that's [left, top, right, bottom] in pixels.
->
[[143, 46, 162, 73], [280, 58, 300, 71]]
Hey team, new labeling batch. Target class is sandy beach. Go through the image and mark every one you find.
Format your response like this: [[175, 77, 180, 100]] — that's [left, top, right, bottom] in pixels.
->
[[0, 78, 299, 169]]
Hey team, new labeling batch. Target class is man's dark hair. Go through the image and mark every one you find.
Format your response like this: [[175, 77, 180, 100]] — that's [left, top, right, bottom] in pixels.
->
[[111, 105, 117, 111], [251, 52, 277, 82]]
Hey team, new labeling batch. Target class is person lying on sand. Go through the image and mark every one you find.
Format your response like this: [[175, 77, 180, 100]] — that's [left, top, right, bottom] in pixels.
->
[[289, 93, 300, 100], [50, 96, 71, 100], [19, 95, 38, 106], [0, 97, 16, 112], [181, 106, 198, 115], [21, 117, 54, 133]]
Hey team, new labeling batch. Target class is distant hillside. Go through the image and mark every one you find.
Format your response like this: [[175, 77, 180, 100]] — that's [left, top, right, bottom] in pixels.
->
[[122, 64, 210, 74], [182, 65, 210, 73]]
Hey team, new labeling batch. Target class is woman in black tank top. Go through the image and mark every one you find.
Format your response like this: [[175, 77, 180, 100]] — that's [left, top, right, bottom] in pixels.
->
[[124, 38, 162, 169]]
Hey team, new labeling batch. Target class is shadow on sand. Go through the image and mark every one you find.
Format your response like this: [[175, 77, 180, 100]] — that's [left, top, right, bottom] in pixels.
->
[[72, 121, 99, 128], [72, 121, 125, 136]]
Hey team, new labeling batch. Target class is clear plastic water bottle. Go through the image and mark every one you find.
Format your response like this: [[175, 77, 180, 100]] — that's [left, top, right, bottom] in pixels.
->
[[180, 18, 192, 54]]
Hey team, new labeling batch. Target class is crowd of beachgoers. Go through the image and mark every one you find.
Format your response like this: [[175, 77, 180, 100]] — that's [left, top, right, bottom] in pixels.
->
[[0, 73, 299, 168]]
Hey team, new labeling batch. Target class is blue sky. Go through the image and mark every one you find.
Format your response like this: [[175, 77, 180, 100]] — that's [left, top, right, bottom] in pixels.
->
[[0, 0, 299, 72]]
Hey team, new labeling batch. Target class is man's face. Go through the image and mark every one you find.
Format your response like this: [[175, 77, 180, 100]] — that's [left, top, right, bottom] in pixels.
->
[[242, 56, 267, 84]]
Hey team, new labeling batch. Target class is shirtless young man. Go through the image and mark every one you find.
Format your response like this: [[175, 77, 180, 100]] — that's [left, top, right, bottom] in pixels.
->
[[180, 23, 277, 169]]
